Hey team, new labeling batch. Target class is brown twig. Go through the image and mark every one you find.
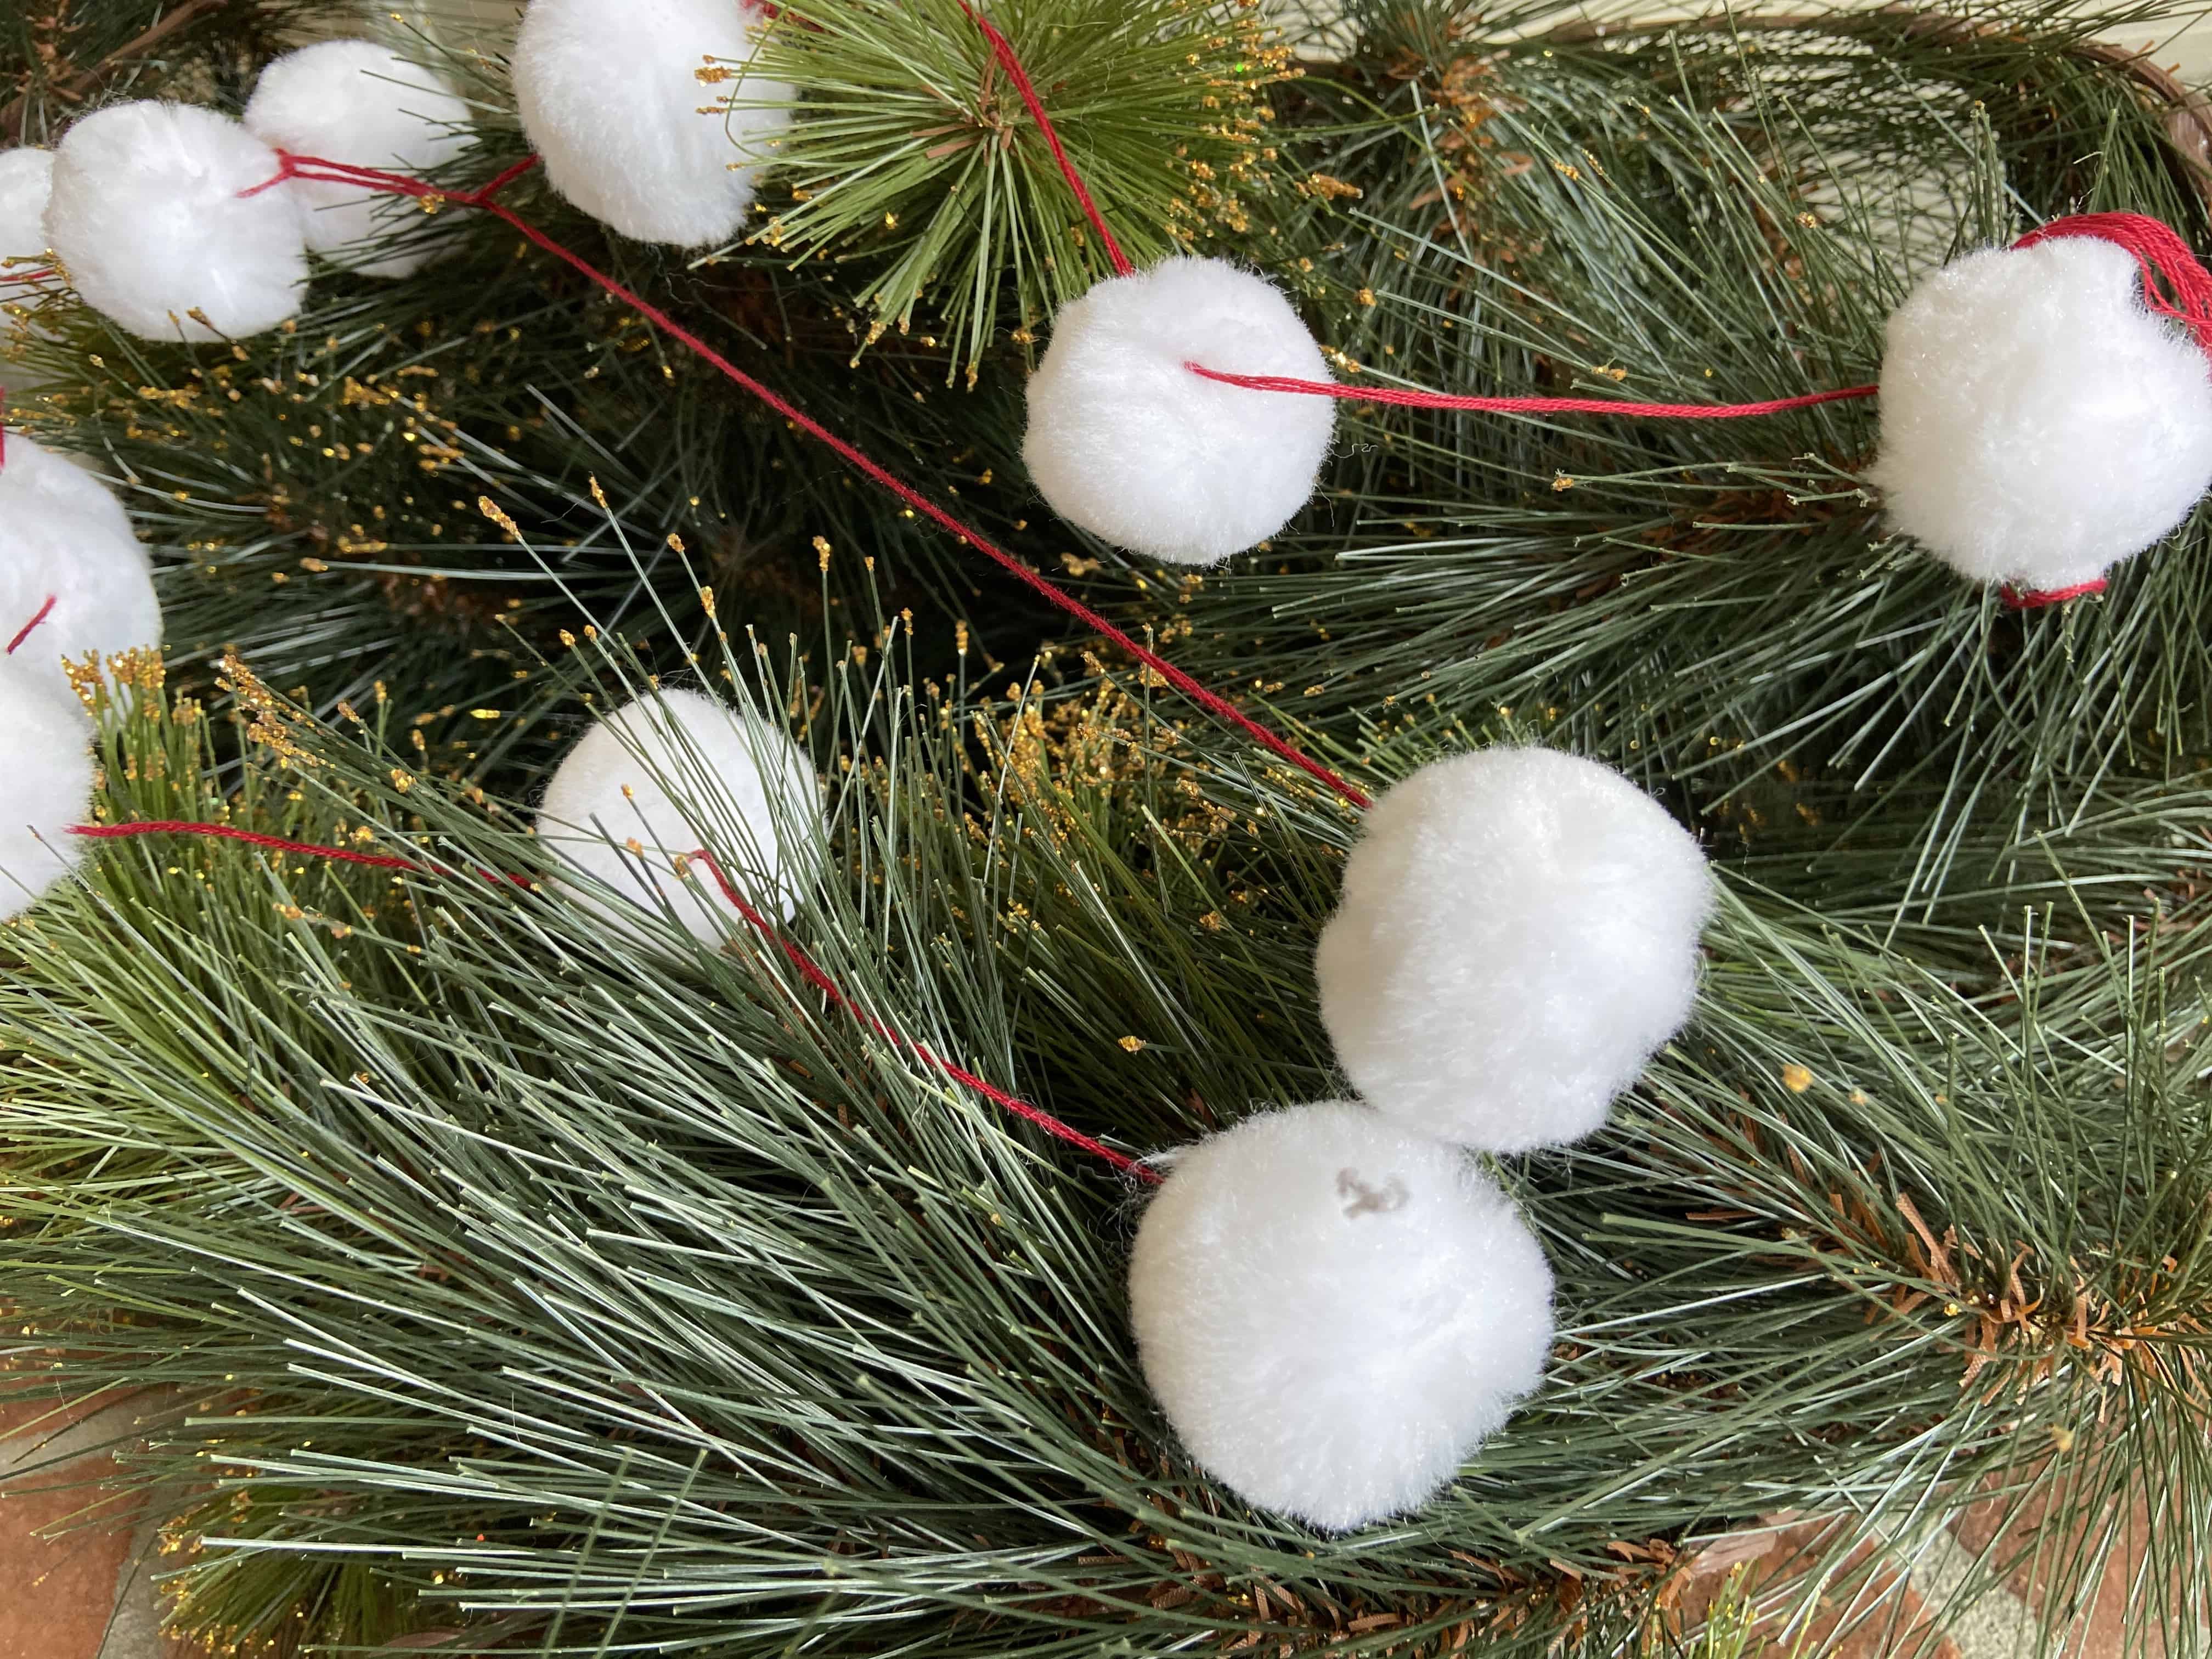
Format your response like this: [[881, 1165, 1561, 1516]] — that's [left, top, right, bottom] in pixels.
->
[[0, 0, 239, 144]]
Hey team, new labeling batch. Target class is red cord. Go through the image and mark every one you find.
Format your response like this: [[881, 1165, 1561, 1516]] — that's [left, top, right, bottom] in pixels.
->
[[680, 842, 1156, 1178], [6, 594, 58, 656], [69, 819, 535, 887], [2002, 577, 2107, 610], [67, 820, 1157, 1181], [1184, 363, 1881, 420], [70, 820, 425, 868], [953, 0, 1131, 278]]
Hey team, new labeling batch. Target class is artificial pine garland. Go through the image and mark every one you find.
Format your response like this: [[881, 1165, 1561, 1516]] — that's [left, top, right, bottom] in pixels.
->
[[5, 1, 2212, 1654]]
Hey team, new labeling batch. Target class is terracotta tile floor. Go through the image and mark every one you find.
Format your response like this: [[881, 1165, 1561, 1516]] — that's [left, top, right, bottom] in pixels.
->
[[1, 1391, 165, 1659]]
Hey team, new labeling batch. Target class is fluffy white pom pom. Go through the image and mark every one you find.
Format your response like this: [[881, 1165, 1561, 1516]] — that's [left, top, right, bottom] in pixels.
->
[[1316, 749, 1712, 1153], [1023, 257, 1335, 566], [44, 102, 307, 342], [537, 688, 821, 946], [1871, 235, 2212, 591], [0, 651, 94, 922], [0, 147, 55, 270], [1127, 1101, 1553, 1532], [1, 148, 58, 391], [1, 433, 161, 687], [514, 0, 793, 249], [244, 42, 472, 279]]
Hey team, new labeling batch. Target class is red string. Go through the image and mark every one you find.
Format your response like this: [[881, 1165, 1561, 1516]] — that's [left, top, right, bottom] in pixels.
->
[[2002, 577, 2107, 610], [953, 0, 1131, 278], [68, 820, 1154, 1180], [1184, 364, 2102, 612], [69, 819, 535, 887], [679, 842, 1157, 1179], [247, 150, 1369, 809], [1183, 363, 1881, 420], [70, 819, 425, 868], [6, 594, 58, 656]]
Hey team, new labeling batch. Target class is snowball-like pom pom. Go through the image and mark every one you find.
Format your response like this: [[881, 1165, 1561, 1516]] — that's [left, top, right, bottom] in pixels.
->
[[1, 149, 59, 391], [537, 689, 821, 946], [0, 147, 55, 270], [0, 651, 94, 922], [1128, 1101, 1553, 1532], [244, 42, 472, 279], [1023, 257, 1335, 566], [44, 103, 307, 342], [0, 433, 160, 687], [1870, 235, 2212, 591], [514, 0, 793, 248], [1316, 749, 1712, 1152]]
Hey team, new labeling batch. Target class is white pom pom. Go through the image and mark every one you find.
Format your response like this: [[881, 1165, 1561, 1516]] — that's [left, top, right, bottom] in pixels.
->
[[1316, 749, 1712, 1153], [514, 0, 792, 249], [537, 688, 821, 946], [1871, 235, 2212, 591], [0, 146, 55, 270], [244, 42, 472, 279], [1023, 257, 1335, 566], [1, 433, 160, 687], [44, 103, 307, 342], [1127, 1101, 1553, 1532], [0, 651, 94, 922], [1, 149, 58, 392]]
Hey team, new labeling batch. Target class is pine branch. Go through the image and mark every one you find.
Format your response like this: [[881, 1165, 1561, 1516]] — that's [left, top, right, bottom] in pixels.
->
[[1523, 4, 2212, 204], [5, 627, 2209, 1654], [7, 6, 2212, 1654], [1, 0, 254, 142]]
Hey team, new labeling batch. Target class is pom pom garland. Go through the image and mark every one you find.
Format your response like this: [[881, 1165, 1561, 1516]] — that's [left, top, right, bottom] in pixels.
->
[[0, 651, 95, 922], [536, 689, 822, 946], [512, 0, 793, 249], [1022, 257, 1336, 566], [1870, 231, 2212, 594], [1127, 1101, 1554, 1531], [1316, 749, 1713, 1153], [1002, 10, 2212, 609], [0, 433, 161, 689], [243, 42, 472, 279], [43, 102, 308, 342]]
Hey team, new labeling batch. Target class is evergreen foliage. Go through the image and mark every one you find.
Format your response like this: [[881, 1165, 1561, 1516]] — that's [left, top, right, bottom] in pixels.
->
[[5, 2, 2212, 1655]]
